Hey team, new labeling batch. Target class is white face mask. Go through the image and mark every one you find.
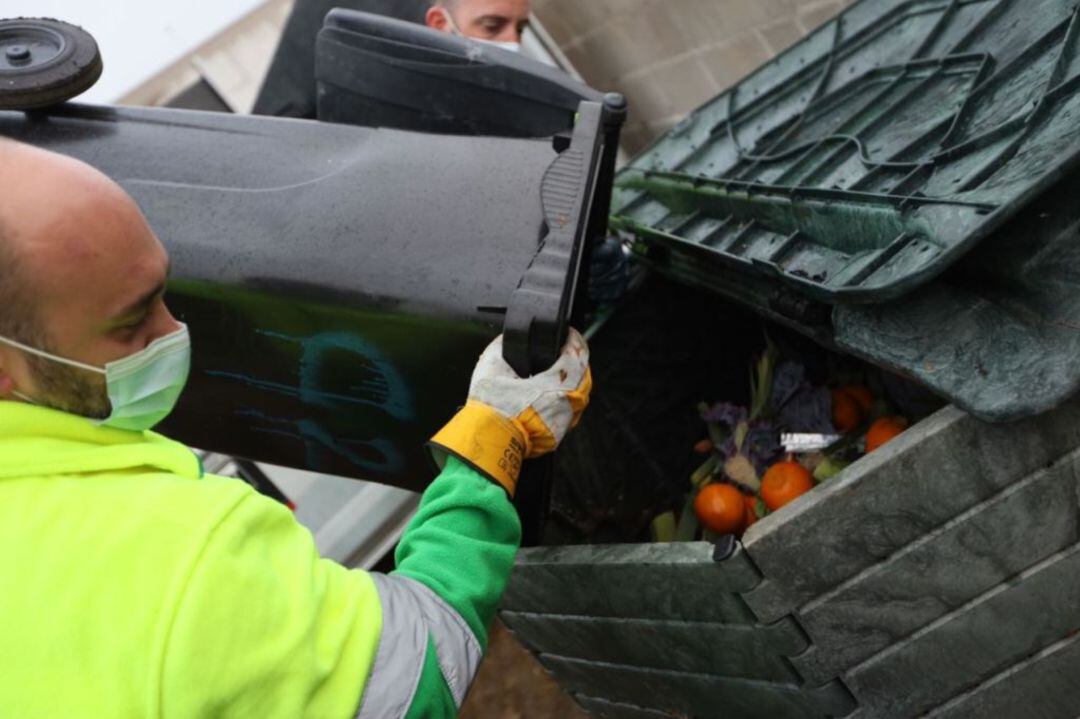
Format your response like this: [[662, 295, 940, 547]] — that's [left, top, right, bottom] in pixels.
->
[[483, 40, 522, 53], [441, 8, 523, 53], [0, 325, 191, 432]]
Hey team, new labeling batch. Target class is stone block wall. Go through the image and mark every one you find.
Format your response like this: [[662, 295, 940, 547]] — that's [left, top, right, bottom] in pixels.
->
[[533, 0, 854, 153]]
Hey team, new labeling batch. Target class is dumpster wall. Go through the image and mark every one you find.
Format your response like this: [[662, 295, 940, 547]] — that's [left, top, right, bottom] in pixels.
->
[[504, 396, 1080, 717], [502, 543, 855, 718], [531, 0, 855, 153], [742, 397, 1080, 718]]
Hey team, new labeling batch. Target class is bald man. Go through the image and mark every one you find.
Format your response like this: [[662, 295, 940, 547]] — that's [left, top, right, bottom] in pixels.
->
[[425, 0, 531, 49], [0, 139, 591, 718]]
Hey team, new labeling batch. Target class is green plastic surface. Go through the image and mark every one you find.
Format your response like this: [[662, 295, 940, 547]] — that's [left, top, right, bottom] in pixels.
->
[[613, 0, 1080, 303]]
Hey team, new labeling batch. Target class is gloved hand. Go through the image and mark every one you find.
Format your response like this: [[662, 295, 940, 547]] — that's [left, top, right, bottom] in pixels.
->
[[430, 329, 591, 496]]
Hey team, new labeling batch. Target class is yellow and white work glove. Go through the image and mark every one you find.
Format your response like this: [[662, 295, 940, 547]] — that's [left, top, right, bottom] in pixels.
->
[[430, 329, 592, 496]]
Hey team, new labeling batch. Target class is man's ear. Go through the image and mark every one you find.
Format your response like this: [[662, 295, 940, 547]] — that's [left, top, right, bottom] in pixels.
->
[[0, 370, 14, 398], [0, 347, 22, 399], [425, 6, 450, 31]]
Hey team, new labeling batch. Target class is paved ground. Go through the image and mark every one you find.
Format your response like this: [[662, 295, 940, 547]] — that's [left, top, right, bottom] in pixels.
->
[[460, 622, 589, 719]]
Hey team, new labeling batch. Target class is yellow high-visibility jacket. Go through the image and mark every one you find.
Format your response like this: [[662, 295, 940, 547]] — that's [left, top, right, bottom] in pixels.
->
[[0, 400, 520, 718]]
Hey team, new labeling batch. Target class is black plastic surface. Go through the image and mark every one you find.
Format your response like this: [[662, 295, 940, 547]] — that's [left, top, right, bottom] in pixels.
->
[[315, 9, 602, 137], [503, 101, 610, 376], [253, 0, 429, 119], [0, 104, 605, 492], [502, 98, 625, 546]]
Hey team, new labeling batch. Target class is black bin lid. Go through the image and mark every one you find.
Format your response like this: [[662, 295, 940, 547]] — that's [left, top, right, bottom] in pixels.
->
[[252, 0, 430, 119], [315, 9, 601, 137]]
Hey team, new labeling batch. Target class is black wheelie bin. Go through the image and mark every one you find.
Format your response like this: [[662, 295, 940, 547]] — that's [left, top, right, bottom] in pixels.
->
[[0, 13, 621, 518]]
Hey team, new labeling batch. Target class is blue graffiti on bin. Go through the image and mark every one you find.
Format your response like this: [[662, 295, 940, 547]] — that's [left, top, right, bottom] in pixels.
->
[[206, 330, 414, 473]]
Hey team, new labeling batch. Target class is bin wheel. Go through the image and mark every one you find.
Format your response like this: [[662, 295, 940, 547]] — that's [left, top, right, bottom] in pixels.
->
[[0, 18, 102, 110]]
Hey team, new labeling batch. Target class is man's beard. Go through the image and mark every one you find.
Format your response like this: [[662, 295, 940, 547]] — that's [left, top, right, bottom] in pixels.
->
[[26, 351, 111, 419]]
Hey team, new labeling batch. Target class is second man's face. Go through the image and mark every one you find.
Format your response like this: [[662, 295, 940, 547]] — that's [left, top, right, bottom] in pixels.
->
[[444, 0, 531, 43]]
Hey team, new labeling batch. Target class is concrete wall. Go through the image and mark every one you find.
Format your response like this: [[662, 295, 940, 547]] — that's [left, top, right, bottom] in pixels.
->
[[533, 0, 854, 154], [120, 0, 293, 112], [12, 0, 282, 104]]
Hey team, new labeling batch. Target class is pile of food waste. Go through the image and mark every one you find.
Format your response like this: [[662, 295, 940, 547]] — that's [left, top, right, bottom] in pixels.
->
[[650, 339, 914, 542]]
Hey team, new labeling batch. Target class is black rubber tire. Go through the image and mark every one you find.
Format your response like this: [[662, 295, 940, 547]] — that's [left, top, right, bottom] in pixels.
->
[[0, 17, 102, 110]]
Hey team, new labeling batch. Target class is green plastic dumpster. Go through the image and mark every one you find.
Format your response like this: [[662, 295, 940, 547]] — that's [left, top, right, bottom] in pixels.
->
[[500, 0, 1080, 716]]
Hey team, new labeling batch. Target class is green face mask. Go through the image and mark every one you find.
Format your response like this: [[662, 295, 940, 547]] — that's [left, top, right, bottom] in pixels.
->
[[0, 325, 191, 432]]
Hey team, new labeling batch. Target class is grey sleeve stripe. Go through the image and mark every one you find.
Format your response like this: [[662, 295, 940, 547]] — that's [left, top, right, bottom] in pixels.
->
[[355, 573, 483, 718], [355, 574, 428, 719], [398, 575, 483, 707]]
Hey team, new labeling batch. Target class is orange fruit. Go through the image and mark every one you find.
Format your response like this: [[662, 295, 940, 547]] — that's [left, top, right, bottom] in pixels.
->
[[841, 385, 874, 413], [831, 388, 863, 433], [694, 483, 745, 535], [693, 438, 714, 454], [866, 416, 908, 452], [760, 460, 815, 511]]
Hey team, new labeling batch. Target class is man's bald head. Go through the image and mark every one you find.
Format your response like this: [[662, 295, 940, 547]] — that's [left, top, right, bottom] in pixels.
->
[[0, 187, 32, 345], [0, 140, 142, 340], [0, 141, 127, 343], [0, 139, 180, 416]]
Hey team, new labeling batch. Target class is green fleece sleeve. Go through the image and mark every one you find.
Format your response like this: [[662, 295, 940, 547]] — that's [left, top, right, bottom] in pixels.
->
[[394, 456, 522, 646], [392, 456, 522, 717]]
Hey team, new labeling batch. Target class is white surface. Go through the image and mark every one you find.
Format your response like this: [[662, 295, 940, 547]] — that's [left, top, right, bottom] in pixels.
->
[[4, 0, 267, 103]]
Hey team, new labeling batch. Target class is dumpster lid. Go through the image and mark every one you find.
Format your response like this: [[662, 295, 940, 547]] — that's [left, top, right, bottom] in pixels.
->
[[612, 0, 1080, 304]]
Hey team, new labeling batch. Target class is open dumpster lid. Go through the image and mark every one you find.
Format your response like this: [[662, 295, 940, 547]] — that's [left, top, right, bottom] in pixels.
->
[[610, 0, 1080, 423], [612, 0, 1080, 304]]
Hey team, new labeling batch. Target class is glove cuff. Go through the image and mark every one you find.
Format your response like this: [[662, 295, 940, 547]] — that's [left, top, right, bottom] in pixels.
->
[[429, 400, 529, 496]]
